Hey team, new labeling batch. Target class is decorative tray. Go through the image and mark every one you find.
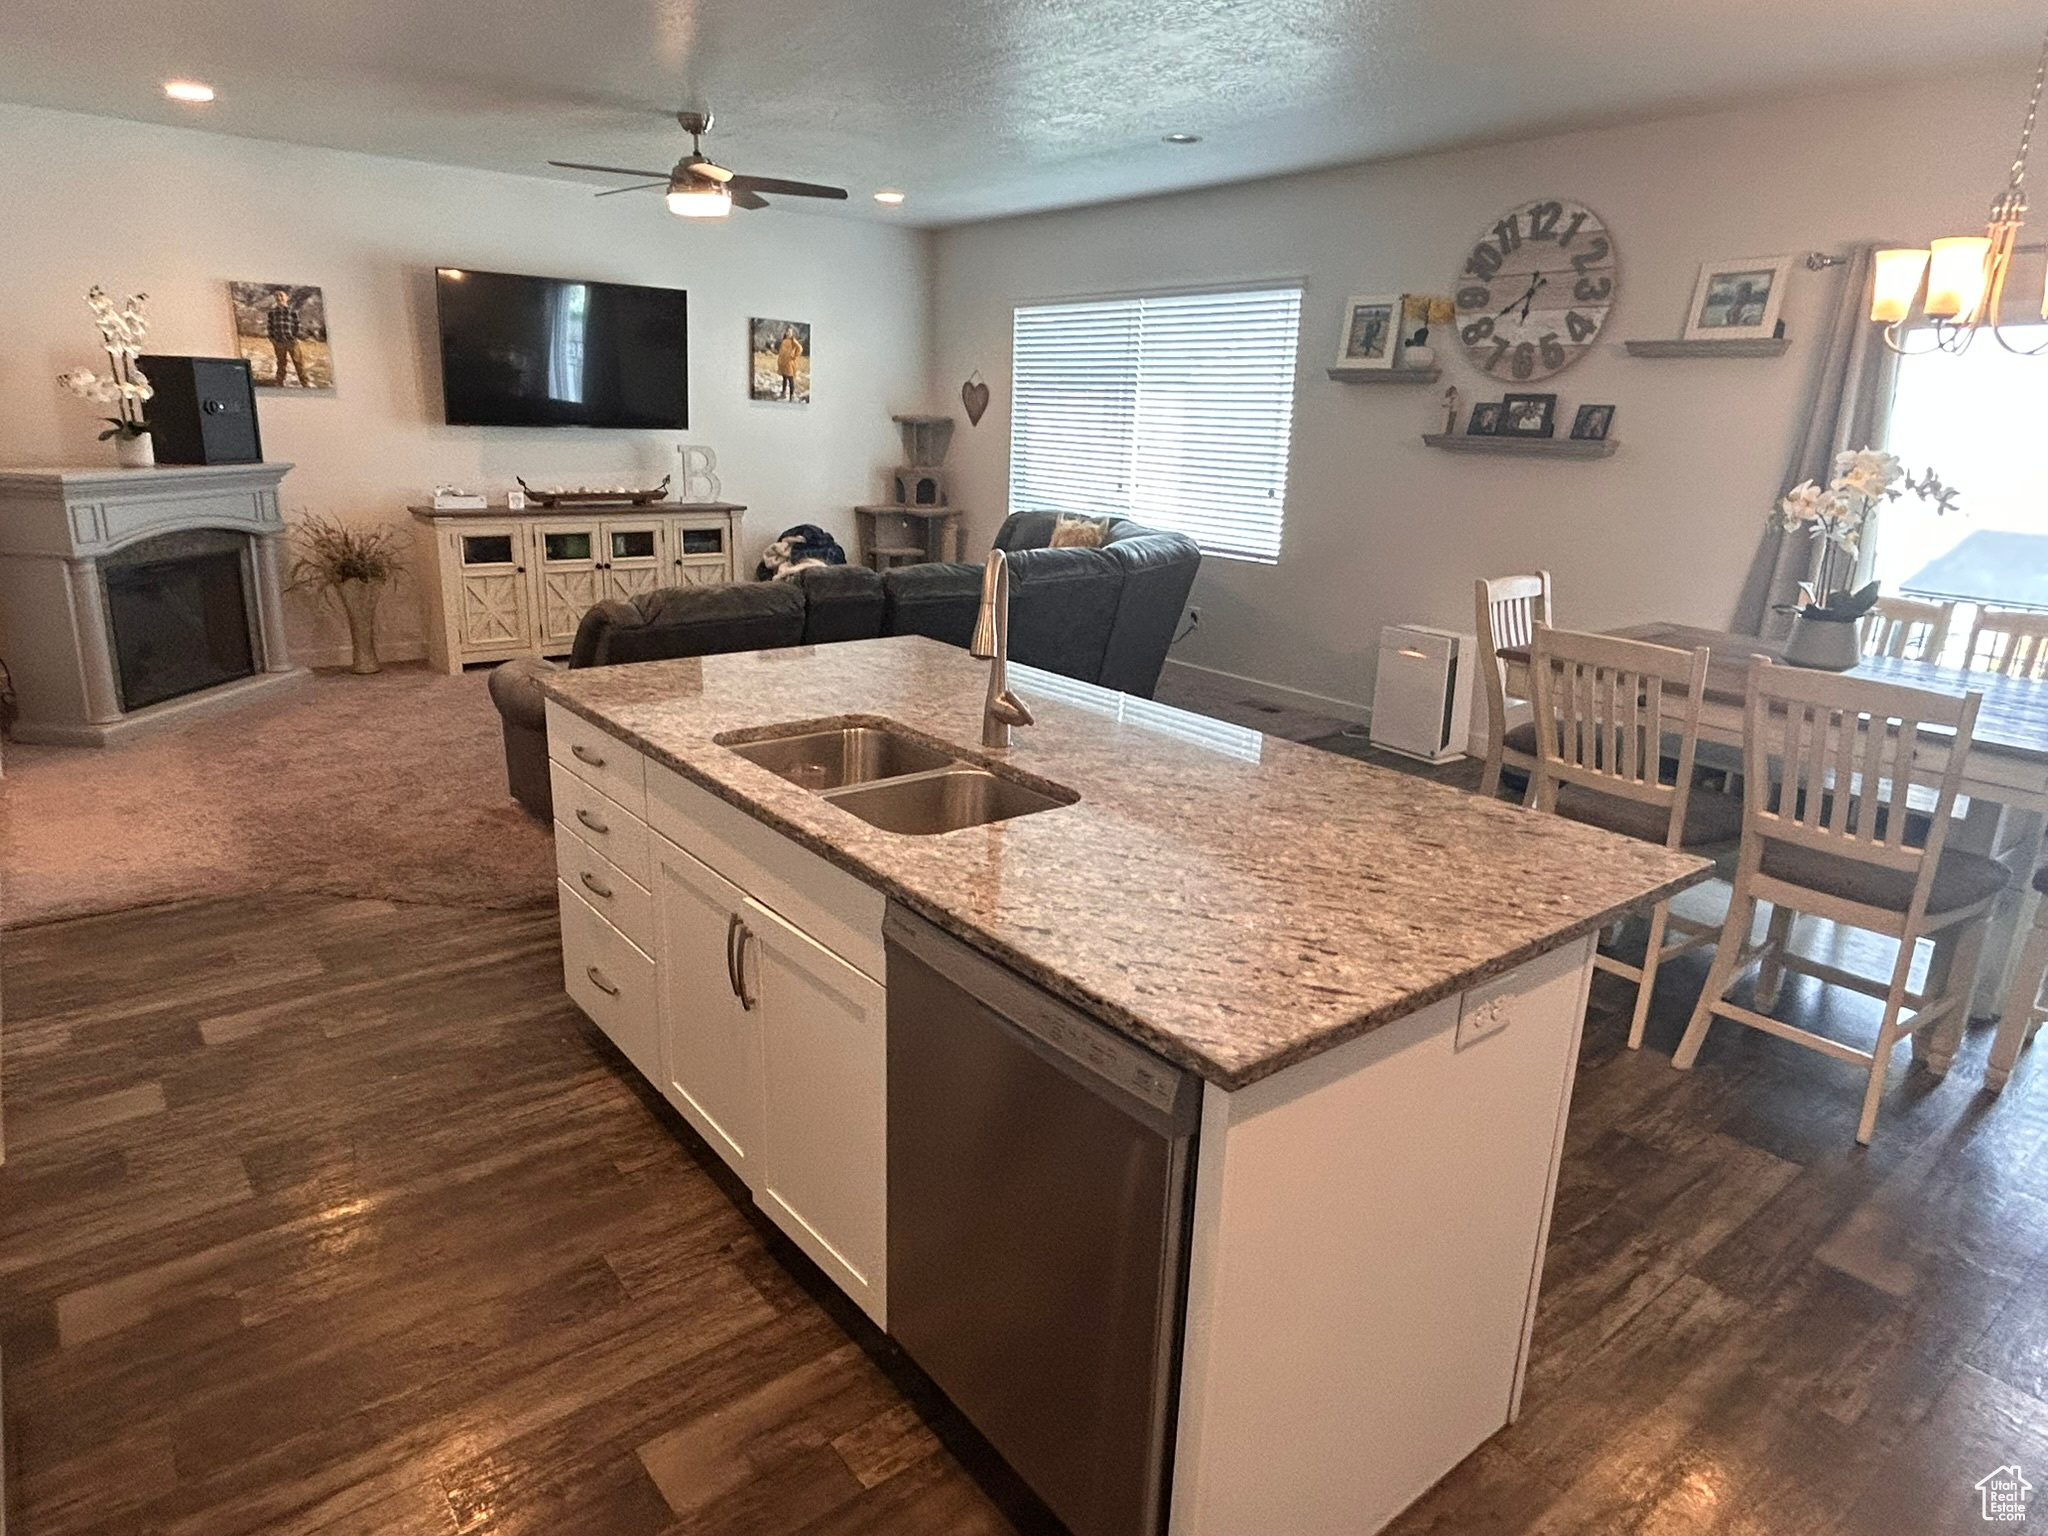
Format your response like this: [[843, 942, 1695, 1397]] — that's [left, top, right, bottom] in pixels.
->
[[515, 475, 671, 508]]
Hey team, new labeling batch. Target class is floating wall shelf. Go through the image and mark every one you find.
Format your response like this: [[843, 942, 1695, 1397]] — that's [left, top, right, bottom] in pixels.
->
[[1422, 434, 1619, 459], [1623, 337, 1791, 358], [1327, 364, 1442, 384]]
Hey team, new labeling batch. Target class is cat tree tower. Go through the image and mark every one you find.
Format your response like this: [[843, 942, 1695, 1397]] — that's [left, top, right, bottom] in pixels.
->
[[854, 415, 965, 569]]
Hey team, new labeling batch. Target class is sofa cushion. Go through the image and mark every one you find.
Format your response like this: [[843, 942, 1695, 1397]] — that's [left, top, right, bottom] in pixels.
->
[[788, 564, 886, 645], [485, 654, 558, 730], [1005, 546, 1125, 683], [578, 581, 806, 667], [883, 562, 984, 648]]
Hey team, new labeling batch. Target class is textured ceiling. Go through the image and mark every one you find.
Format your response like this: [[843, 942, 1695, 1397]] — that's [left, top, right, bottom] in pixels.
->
[[0, 0, 2040, 224]]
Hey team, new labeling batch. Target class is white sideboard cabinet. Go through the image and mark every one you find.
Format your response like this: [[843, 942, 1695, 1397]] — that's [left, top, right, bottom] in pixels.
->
[[409, 502, 746, 673]]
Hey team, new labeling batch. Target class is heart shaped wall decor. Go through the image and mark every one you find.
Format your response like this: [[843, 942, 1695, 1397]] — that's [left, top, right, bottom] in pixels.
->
[[961, 374, 990, 427]]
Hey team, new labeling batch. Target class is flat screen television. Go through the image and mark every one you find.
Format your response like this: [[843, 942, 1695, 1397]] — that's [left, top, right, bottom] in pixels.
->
[[435, 267, 689, 428]]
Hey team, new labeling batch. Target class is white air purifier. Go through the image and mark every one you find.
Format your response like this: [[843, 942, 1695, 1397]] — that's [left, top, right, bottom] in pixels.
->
[[1369, 624, 1477, 763]]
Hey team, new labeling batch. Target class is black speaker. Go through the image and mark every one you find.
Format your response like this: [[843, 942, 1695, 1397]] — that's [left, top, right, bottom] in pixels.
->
[[137, 355, 263, 465]]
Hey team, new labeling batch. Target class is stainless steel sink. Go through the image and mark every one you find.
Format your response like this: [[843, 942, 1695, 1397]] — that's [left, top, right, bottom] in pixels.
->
[[723, 725, 957, 791], [824, 767, 1076, 835]]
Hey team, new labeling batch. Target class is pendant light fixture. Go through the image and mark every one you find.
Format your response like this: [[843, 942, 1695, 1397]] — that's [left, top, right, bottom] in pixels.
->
[[1873, 24, 2048, 355]]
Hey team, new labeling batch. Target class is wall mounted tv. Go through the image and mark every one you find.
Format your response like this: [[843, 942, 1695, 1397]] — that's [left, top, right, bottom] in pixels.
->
[[435, 267, 688, 428]]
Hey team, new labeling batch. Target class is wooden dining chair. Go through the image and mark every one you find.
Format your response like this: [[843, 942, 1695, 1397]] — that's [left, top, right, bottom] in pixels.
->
[[1673, 661, 2007, 1145], [1527, 624, 1740, 1049], [1861, 595, 1955, 663], [1474, 571, 1553, 800], [1965, 606, 2048, 679], [1988, 861, 2048, 1093]]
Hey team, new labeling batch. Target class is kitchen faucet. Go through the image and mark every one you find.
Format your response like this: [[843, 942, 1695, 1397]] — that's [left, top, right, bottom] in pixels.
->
[[968, 548, 1034, 749]]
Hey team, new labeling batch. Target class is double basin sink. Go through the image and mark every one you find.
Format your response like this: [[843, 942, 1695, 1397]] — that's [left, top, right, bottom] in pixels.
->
[[716, 721, 1077, 836]]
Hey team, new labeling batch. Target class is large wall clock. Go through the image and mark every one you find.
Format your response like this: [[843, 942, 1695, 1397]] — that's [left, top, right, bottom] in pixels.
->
[[1453, 198, 1616, 382]]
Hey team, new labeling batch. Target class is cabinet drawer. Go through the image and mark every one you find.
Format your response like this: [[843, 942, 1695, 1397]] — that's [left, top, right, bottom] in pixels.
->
[[546, 701, 646, 812], [549, 762, 650, 889], [559, 880, 658, 1082], [555, 825, 653, 953]]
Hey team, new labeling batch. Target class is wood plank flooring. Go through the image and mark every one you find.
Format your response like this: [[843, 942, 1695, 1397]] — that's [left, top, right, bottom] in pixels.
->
[[4, 890, 2047, 1533]]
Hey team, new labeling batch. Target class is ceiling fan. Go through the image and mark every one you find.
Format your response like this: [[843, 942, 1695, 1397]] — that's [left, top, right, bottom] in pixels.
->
[[549, 110, 848, 220]]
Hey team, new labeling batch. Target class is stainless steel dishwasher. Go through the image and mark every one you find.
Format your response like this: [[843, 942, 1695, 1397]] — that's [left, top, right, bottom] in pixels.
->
[[884, 906, 1201, 1536]]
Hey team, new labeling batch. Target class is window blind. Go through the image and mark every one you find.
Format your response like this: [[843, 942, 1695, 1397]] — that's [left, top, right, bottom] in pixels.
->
[[1009, 287, 1302, 563]]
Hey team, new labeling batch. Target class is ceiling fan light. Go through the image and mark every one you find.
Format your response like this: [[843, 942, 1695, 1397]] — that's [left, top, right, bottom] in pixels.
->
[[666, 183, 732, 219], [873, 189, 906, 206], [1925, 235, 1991, 321], [1870, 248, 1930, 324]]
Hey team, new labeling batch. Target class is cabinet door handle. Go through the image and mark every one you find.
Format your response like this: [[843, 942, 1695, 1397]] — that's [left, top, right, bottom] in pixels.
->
[[579, 870, 613, 900], [571, 743, 606, 767], [575, 807, 609, 836], [734, 920, 757, 1012], [725, 912, 743, 999], [586, 964, 620, 997]]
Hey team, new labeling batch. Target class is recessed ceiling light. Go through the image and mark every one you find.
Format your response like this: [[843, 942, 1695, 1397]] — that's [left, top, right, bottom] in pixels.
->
[[163, 80, 216, 104], [873, 189, 907, 206], [1162, 132, 1200, 145]]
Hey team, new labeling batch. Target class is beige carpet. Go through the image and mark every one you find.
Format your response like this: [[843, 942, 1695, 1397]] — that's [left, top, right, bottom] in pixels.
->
[[1, 665, 554, 928]]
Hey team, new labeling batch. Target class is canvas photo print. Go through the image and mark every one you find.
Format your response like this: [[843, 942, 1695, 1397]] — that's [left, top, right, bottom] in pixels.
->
[[1337, 295, 1401, 368], [229, 282, 333, 389], [750, 318, 811, 404]]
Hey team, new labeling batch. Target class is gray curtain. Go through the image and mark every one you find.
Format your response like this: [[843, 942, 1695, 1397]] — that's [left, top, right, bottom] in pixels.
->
[[1732, 244, 1898, 637]]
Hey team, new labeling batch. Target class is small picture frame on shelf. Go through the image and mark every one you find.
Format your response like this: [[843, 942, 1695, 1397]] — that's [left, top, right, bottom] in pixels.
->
[[1499, 393, 1557, 438], [1570, 404, 1616, 441], [1466, 401, 1503, 436], [1336, 294, 1403, 370], [1682, 255, 1794, 342]]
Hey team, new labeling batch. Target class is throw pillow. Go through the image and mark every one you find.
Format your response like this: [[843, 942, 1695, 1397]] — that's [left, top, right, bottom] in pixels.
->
[[1049, 514, 1110, 549]]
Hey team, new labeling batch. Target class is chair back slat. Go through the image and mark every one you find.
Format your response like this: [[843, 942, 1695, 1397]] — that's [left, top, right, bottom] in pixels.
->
[[1742, 661, 1983, 913], [1529, 625, 1710, 845], [1475, 572, 1553, 748], [1862, 595, 1955, 662], [1966, 607, 2048, 679]]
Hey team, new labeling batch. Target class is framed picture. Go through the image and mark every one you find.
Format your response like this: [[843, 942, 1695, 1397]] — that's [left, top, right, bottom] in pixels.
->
[[1682, 255, 1794, 341], [1466, 402, 1503, 436], [1499, 393, 1557, 438], [228, 281, 333, 390], [1570, 404, 1616, 441], [1336, 294, 1402, 369], [750, 317, 811, 404]]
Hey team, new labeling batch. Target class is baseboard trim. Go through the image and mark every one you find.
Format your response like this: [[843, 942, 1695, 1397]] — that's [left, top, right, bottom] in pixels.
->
[[1160, 658, 1372, 726], [294, 639, 431, 671]]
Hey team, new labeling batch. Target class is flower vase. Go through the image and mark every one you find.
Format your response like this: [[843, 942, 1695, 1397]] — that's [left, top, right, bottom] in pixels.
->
[[336, 581, 383, 675], [1783, 611, 1862, 671], [116, 432, 154, 469]]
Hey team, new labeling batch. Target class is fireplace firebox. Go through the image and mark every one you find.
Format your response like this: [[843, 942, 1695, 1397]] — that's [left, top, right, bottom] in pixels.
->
[[101, 529, 259, 711]]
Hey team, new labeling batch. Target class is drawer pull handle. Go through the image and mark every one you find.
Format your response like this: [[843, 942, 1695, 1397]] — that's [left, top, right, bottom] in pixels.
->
[[575, 808, 610, 836], [725, 912, 743, 1000], [571, 743, 606, 767], [579, 870, 613, 900], [734, 920, 757, 1012], [586, 965, 620, 997]]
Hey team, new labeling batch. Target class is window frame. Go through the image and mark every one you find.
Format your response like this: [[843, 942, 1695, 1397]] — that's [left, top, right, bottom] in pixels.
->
[[1007, 280, 1306, 566]]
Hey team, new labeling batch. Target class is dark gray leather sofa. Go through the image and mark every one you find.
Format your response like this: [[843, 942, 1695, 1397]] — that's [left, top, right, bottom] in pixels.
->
[[487, 512, 1199, 817]]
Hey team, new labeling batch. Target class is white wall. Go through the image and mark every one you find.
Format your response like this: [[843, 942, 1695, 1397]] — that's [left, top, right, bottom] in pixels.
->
[[932, 64, 2032, 712], [0, 102, 930, 665]]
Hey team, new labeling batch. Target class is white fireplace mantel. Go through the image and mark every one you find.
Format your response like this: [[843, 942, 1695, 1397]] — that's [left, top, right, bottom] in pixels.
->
[[0, 462, 306, 745]]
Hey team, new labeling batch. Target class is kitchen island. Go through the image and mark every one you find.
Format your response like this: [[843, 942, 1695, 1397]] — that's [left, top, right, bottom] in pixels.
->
[[538, 634, 1710, 1536]]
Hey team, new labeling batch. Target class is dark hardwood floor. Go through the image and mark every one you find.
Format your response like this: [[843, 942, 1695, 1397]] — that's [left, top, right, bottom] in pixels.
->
[[4, 885, 2045, 1534]]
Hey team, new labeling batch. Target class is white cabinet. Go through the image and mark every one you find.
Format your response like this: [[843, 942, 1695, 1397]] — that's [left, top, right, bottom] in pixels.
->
[[650, 838, 765, 1180], [548, 710, 889, 1326], [412, 502, 746, 673], [749, 896, 888, 1320]]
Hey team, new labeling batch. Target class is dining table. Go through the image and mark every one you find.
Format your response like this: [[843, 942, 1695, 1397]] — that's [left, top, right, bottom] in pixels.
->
[[1497, 622, 2048, 1018]]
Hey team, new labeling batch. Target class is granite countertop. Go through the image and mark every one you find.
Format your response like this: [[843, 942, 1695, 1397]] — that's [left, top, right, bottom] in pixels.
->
[[542, 636, 1713, 1090]]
